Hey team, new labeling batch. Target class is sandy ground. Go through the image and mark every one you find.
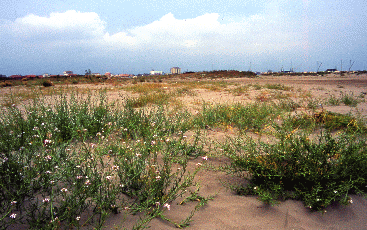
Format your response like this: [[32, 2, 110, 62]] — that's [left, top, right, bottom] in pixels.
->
[[2, 73, 367, 229]]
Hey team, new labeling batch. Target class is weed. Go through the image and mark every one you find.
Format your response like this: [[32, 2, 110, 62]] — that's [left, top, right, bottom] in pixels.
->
[[192, 102, 280, 132], [229, 85, 249, 96], [341, 93, 358, 107], [265, 84, 292, 91], [327, 95, 341, 106]]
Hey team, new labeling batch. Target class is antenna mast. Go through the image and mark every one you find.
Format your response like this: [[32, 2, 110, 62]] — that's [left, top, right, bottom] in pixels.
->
[[348, 60, 355, 71], [317, 62, 322, 72]]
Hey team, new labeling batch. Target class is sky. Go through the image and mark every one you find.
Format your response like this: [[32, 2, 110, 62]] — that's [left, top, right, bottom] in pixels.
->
[[0, 0, 366, 76]]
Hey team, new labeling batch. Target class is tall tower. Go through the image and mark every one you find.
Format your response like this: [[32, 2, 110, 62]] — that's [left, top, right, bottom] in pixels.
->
[[170, 67, 181, 74]]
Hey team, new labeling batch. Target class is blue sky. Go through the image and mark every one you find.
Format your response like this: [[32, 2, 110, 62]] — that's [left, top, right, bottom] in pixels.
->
[[0, 0, 366, 75]]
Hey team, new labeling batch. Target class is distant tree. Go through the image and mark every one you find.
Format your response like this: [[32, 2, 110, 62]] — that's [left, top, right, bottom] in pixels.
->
[[85, 69, 92, 75]]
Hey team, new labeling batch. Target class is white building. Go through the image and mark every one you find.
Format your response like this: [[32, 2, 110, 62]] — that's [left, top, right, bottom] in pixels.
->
[[63, 71, 73, 76], [150, 70, 163, 75]]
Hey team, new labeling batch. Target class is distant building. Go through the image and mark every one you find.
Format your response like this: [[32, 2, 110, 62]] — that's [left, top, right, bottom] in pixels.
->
[[104, 72, 112, 77], [150, 70, 163, 75], [43, 73, 50, 78], [325, 69, 337, 72], [0, 74, 6, 78], [170, 67, 181, 74], [118, 74, 132, 78], [9, 75, 23, 80], [92, 73, 101, 76], [63, 71, 73, 76]]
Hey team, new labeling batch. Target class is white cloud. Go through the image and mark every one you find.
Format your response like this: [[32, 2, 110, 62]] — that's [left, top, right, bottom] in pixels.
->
[[10, 10, 106, 40], [183, 40, 198, 48], [101, 11, 304, 56], [1, 9, 305, 55]]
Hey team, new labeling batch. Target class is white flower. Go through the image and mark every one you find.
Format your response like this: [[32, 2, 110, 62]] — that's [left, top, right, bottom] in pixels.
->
[[254, 186, 258, 190], [85, 180, 91, 186], [163, 203, 171, 210], [61, 188, 68, 193], [44, 139, 52, 145], [10, 213, 17, 219], [11, 201, 17, 205], [196, 163, 202, 166], [76, 216, 81, 221], [43, 198, 50, 203], [202, 156, 208, 161], [111, 165, 119, 171], [50, 217, 59, 223], [156, 175, 161, 181], [106, 176, 112, 181], [349, 199, 353, 204]]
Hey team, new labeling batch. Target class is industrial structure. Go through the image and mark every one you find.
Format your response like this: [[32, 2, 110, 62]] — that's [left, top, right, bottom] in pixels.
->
[[170, 67, 181, 74]]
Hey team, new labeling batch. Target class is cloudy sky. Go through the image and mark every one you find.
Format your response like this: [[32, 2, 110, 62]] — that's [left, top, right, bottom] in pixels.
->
[[0, 0, 366, 75]]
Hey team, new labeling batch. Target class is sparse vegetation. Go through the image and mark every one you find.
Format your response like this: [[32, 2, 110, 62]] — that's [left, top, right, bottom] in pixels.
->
[[1, 73, 367, 229]]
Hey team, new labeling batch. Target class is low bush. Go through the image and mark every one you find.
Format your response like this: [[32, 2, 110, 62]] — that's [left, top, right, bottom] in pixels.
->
[[283, 111, 366, 134], [223, 132, 367, 210], [0, 81, 13, 87], [42, 79, 53, 87]]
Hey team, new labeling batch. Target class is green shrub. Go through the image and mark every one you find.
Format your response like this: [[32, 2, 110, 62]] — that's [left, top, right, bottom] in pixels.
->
[[224, 132, 367, 210], [42, 79, 53, 87], [284, 111, 366, 133]]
